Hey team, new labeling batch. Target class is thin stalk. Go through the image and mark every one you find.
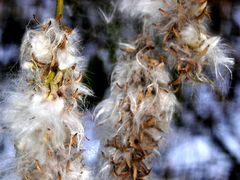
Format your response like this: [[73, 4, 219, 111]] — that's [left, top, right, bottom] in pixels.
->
[[56, 0, 64, 17]]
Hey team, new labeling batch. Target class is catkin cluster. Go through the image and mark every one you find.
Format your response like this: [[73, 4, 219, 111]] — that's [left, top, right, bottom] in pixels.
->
[[95, 0, 234, 179], [2, 18, 91, 180]]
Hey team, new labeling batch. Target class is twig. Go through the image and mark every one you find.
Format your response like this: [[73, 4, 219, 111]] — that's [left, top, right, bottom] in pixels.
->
[[56, 0, 64, 18]]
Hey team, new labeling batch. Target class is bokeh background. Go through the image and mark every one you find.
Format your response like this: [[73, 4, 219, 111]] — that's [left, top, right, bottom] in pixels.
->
[[0, 0, 240, 179]]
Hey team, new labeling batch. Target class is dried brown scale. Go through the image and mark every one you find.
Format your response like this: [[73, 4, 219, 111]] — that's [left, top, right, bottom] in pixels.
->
[[100, 38, 174, 179], [107, 126, 155, 179], [156, 0, 213, 86], [57, 172, 62, 180]]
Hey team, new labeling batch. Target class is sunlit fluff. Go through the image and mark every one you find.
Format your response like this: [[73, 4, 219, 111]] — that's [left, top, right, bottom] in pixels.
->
[[1, 18, 92, 179]]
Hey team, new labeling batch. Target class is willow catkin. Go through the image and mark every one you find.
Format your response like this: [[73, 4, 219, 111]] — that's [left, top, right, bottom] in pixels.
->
[[95, 37, 177, 179], [95, 0, 233, 179], [1, 18, 92, 180], [120, 0, 234, 81]]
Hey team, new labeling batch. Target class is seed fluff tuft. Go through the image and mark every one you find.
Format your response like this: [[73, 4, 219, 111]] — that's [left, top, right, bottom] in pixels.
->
[[1, 18, 92, 180]]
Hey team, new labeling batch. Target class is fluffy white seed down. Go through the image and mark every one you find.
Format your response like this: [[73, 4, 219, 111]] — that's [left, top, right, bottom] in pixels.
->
[[30, 33, 52, 63], [96, 60, 177, 136], [180, 25, 234, 77], [21, 19, 83, 71], [95, 55, 177, 178], [1, 19, 92, 180], [119, 0, 234, 81], [119, 0, 165, 20]]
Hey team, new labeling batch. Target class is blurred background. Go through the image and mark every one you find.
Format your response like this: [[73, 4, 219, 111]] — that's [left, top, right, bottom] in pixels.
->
[[0, 0, 240, 179]]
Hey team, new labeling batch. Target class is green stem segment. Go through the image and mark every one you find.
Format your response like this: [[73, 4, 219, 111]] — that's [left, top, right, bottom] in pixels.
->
[[56, 0, 64, 17]]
